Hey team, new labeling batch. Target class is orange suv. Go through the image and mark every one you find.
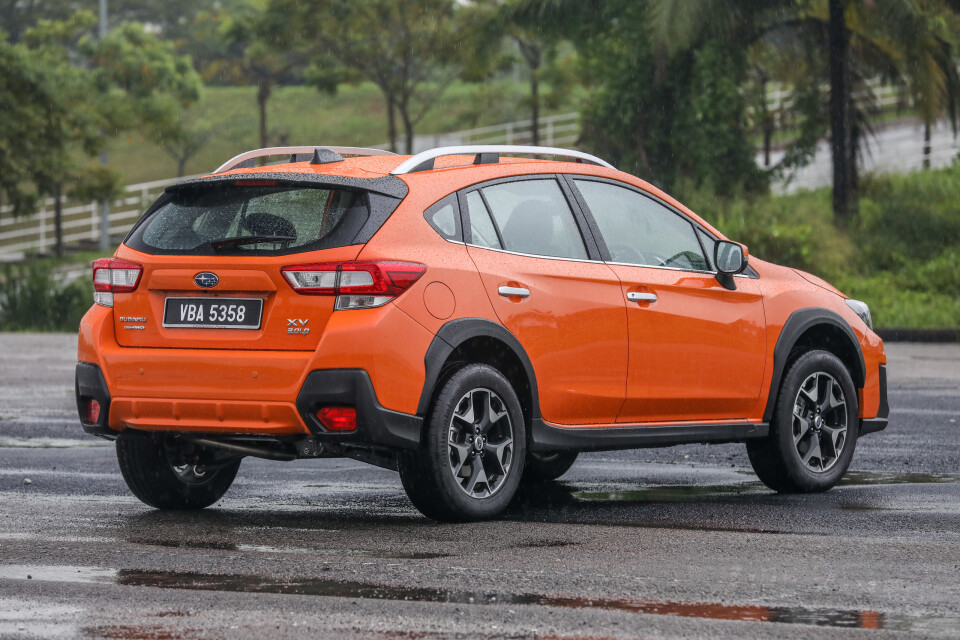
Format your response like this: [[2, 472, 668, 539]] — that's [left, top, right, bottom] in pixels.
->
[[76, 145, 888, 521]]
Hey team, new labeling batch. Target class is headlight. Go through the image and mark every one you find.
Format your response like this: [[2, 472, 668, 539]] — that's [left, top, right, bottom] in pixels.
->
[[845, 299, 873, 330]]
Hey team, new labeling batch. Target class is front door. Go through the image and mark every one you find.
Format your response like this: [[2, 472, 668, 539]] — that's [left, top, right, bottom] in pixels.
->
[[461, 177, 628, 426], [569, 177, 766, 424]]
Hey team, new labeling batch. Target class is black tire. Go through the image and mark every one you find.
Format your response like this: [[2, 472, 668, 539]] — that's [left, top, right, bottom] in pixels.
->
[[116, 437, 241, 510], [747, 349, 859, 493], [398, 364, 526, 522], [523, 451, 578, 482]]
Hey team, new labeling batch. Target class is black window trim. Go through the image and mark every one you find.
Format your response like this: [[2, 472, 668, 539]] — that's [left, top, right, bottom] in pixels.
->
[[561, 174, 758, 279], [456, 174, 604, 263]]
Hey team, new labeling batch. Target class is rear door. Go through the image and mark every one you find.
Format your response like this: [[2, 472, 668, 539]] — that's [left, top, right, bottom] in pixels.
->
[[462, 177, 628, 426], [113, 181, 388, 351], [567, 177, 766, 424]]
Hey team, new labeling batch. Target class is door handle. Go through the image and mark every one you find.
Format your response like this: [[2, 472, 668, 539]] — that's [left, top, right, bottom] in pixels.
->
[[498, 286, 530, 298], [627, 292, 657, 304]]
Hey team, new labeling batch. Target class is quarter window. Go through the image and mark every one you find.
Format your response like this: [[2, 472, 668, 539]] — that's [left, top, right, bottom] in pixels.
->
[[424, 196, 461, 241], [574, 180, 708, 271], [469, 179, 587, 260]]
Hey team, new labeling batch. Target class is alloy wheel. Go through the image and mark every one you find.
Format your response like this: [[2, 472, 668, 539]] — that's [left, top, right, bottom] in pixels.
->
[[447, 388, 515, 498], [792, 371, 848, 473]]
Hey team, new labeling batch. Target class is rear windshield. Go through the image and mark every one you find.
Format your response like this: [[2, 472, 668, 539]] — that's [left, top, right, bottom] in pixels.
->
[[124, 184, 372, 255]]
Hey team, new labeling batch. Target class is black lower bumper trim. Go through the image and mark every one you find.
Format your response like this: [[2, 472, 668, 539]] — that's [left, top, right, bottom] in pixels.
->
[[75, 362, 113, 438], [295, 369, 422, 450], [530, 420, 769, 453], [860, 364, 889, 437], [859, 418, 888, 436]]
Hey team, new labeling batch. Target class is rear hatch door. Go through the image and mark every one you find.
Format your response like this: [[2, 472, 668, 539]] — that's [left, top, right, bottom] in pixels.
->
[[112, 177, 402, 351]]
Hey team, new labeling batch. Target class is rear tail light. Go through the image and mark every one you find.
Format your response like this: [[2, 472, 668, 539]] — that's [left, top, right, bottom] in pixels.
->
[[282, 261, 426, 310], [316, 406, 357, 431], [92, 258, 143, 308]]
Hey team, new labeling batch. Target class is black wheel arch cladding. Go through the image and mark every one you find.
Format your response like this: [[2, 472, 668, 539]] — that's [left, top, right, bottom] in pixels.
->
[[763, 307, 866, 424]]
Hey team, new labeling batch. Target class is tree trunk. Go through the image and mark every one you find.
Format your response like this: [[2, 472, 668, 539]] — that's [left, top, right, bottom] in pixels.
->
[[530, 69, 540, 146], [923, 122, 932, 169], [760, 73, 773, 167], [54, 183, 63, 259], [177, 156, 187, 178], [257, 81, 271, 154], [828, 0, 857, 224], [401, 101, 415, 155], [386, 94, 398, 154]]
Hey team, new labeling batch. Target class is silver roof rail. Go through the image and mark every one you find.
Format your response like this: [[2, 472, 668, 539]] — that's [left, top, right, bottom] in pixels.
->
[[389, 145, 615, 175], [214, 146, 396, 174]]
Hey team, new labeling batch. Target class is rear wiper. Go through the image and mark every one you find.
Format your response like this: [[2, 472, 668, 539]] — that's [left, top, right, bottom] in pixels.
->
[[209, 235, 296, 251]]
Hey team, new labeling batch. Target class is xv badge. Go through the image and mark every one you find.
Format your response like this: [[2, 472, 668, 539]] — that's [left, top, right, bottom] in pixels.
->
[[287, 318, 310, 335]]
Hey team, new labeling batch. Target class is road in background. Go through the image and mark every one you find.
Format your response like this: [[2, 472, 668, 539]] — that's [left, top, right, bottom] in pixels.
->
[[1, 334, 958, 639]]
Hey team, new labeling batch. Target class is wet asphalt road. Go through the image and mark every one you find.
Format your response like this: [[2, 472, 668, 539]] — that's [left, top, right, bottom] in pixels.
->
[[1, 334, 958, 639]]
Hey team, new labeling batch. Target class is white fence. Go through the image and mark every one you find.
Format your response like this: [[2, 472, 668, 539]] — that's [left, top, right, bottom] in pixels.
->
[[0, 80, 950, 260], [0, 176, 195, 261]]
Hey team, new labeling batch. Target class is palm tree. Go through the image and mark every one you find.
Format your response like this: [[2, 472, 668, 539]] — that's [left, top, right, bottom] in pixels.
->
[[648, 0, 960, 222]]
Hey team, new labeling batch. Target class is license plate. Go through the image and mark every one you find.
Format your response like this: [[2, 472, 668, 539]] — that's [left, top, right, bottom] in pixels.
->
[[162, 297, 263, 330]]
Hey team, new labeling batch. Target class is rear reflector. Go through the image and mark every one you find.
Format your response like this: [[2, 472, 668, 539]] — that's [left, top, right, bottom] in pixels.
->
[[92, 258, 143, 308], [86, 399, 101, 424], [316, 406, 357, 432], [282, 261, 425, 309]]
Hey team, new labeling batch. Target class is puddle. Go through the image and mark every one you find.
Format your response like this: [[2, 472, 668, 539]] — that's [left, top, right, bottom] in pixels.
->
[[840, 471, 960, 486], [0, 565, 116, 584], [83, 625, 191, 639], [572, 484, 761, 503], [114, 569, 956, 632], [0, 437, 109, 449], [128, 537, 447, 559], [128, 538, 238, 552], [3, 566, 956, 633], [515, 539, 580, 549]]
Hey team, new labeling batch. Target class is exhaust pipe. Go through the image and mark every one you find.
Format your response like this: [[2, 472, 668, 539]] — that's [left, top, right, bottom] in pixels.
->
[[185, 437, 297, 461]]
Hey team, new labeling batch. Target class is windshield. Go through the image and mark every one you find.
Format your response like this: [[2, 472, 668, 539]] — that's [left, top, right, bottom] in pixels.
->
[[125, 184, 370, 255]]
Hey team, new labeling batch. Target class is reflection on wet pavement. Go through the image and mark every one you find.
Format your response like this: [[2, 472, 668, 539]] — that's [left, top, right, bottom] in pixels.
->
[[840, 470, 960, 485], [111, 569, 958, 632]]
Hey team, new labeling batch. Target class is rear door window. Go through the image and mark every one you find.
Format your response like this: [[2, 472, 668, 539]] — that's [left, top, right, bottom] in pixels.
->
[[465, 192, 503, 249], [468, 179, 587, 260]]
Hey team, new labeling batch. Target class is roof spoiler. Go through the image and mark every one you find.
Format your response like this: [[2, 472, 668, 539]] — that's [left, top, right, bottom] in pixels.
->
[[214, 146, 395, 174]]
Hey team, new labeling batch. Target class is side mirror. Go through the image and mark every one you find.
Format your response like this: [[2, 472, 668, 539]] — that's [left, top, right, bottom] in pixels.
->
[[715, 241, 748, 275]]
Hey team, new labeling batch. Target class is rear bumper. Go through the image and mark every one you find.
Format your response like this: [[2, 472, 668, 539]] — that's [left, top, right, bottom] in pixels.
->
[[296, 369, 422, 450], [860, 364, 889, 436], [76, 363, 113, 438], [75, 362, 422, 450]]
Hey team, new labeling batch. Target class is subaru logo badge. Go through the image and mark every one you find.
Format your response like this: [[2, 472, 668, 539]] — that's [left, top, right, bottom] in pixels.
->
[[194, 272, 219, 288]]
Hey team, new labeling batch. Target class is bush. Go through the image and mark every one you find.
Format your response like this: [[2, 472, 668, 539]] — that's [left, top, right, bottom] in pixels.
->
[[680, 164, 960, 329], [0, 262, 92, 331]]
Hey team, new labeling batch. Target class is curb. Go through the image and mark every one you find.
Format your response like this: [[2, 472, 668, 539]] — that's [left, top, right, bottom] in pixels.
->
[[875, 329, 960, 343]]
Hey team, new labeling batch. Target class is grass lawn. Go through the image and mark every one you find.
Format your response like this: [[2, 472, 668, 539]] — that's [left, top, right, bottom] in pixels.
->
[[107, 81, 585, 185]]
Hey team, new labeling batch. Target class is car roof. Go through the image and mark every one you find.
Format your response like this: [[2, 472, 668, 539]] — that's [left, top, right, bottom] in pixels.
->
[[202, 150, 727, 240]]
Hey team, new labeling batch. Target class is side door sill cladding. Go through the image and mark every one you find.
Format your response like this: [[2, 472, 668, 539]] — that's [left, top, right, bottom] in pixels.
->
[[530, 420, 769, 452]]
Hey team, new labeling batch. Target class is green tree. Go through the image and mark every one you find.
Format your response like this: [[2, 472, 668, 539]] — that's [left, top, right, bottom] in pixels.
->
[[468, 0, 576, 146], [648, 0, 960, 222], [265, 0, 463, 153], [0, 11, 200, 255], [190, 1, 307, 151]]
